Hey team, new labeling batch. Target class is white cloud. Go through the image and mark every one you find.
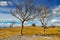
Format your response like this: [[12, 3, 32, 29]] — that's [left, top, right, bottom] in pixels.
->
[[51, 19, 60, 23], [0, 13, 19, 22], [52, 5, 60, 26], [0, 13, 21, 27], [0, 1, 8, 6], [51, 19, 60, 26], [52, 5, 60, 16], [51, 19, 58, 23]]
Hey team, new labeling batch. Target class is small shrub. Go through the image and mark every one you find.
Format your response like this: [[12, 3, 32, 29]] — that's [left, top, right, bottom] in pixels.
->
[[32, 24, 36, 26]]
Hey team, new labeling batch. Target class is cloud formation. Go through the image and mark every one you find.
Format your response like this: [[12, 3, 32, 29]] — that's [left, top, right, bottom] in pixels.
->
[[0, 13, 19, 22], [51, 19, 60, 24], [53, 5, 60, 16], [0, 1, 8, 6]]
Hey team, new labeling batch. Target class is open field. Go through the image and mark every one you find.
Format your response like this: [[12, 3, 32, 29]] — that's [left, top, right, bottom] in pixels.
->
[[0, 26, 60, 40]]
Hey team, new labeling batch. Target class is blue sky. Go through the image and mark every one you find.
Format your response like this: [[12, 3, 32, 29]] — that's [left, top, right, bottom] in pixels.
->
[[0, 0, 60, 27]]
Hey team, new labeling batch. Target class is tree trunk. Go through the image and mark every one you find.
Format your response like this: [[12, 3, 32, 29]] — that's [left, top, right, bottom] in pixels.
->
[[41, 22, 46, 35], [21, 21, 24, 35], [41, 22, 45, 27]]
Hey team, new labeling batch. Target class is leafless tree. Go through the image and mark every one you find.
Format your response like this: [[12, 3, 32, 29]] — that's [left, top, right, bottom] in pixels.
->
[[11, 0, 37, 35], [37, 5, 52, 35], [10, 21, 16, 28]]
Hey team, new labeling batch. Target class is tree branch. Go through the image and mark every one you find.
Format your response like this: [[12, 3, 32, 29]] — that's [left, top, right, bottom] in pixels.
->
[[11, 10, 22, 21]]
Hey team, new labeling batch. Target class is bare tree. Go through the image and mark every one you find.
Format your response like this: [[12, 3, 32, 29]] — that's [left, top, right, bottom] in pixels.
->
[[10, 21, 16, 28], [37, 5, 52, 35], [11, 0, 37, 35]]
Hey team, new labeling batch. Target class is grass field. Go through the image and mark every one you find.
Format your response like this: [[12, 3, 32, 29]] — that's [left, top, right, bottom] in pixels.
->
[[0, 26, 60, 40]]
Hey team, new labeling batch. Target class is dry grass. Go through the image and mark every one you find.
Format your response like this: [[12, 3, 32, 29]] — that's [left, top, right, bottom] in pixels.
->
[[0, 27, 20, 38], [0, 26, 60, 40]]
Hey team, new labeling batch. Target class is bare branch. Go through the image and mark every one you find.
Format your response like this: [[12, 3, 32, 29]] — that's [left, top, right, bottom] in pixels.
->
[[26, 14, 37, 21], [11, 10, 22, 21], [37, 6, 51, 27], [11, 0, 37, 35]]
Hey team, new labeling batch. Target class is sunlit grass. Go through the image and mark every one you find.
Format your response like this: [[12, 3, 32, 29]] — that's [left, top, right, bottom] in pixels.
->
[[0, 26, 60, 39]]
